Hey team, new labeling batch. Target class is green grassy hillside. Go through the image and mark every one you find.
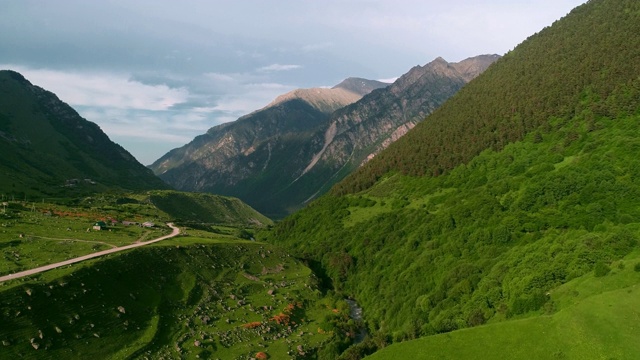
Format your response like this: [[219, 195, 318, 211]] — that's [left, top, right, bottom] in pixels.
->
[[0, 190, 271, 275], [368, 250, 640, 360], [261, 0, 640, 358], [265, 112, 640, 344], [0, 239, 349, 359], [146, 190, 273, 228]]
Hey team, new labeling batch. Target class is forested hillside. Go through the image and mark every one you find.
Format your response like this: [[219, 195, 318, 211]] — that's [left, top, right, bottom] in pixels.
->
[[261, 0, 640, 358], [333, 0, 640, 195], [0, 71, 170, 197]]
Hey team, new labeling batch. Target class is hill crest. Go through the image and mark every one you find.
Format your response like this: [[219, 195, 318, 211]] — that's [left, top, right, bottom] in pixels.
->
[[0, 70, 170, 196]]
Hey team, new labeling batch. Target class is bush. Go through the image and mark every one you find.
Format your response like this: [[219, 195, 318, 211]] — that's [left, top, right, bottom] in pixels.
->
[[634, 263, 640, 272], [593, 261, 611, 277]]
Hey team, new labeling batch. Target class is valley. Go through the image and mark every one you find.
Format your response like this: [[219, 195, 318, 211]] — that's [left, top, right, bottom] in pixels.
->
[[0, 197, 356, 359], [2, 0, 640, 359]]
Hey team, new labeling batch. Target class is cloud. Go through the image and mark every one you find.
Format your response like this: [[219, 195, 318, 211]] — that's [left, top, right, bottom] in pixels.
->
[[257, 64, 302, 72], [2, 65, 189, 111]]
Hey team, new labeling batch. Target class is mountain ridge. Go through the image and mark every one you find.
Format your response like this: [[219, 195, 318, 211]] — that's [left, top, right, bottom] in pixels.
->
[[0, 70, 170, 197], [151, 55, 498, 217], [263, 0, 640, 357]]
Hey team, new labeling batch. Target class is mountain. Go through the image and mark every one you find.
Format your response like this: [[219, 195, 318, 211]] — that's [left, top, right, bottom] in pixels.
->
[[146, 190, 272, 227], [286, 55, 500, 207], [151, 56, 498, 218], [266, 77, 388, 114], [261, 0, 640, 358], [149, 77, 388, 218], [333, 77, 393, 96], [0, 70, 170, 197]]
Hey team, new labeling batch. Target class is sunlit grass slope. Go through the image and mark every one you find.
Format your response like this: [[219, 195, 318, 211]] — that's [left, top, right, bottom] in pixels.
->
[[368, 251, 640, 360]]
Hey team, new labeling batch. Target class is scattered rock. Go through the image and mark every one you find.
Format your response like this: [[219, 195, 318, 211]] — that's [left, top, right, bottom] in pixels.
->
[[117, 306, 126, 314]]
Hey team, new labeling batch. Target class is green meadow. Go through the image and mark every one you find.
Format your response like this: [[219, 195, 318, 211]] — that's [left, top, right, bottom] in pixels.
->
[[0, 237, 352, 359], [0, 201, 167, 277]]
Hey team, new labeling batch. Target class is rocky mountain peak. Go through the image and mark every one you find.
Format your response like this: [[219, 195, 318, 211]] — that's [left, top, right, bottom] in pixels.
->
[[264, 77, 387, 115], [452, 54, 502, 81], [390, 55, 499, 95]]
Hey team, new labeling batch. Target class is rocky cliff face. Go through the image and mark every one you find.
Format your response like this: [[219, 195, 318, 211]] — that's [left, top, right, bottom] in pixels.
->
[[151, 56, 499, 218]]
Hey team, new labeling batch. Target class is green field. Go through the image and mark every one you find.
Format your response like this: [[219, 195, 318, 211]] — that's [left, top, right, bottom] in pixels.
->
[[0, 190, 273, 278], [0, 238, 351, 359], [0, 201, 168, 277], [0, 195, 359, 359]]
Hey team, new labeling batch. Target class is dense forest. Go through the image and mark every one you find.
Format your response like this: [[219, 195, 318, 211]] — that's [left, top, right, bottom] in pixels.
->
[[260, 0, 640, 358], [332, 0, 640, 195]]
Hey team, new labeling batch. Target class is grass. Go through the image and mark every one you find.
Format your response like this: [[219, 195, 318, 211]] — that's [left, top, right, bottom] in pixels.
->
[[343, 197, 392, 228], [0, 238, 334, 359], [0, 203, 168, 276], [367, 250, 640, 360], [343, 186, 458, 228], [0, 189, 271, 277]]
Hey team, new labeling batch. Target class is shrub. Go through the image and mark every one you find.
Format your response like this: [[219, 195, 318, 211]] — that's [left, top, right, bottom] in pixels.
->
[[594, 261, 611, 277], [634, 262, 640, 272]]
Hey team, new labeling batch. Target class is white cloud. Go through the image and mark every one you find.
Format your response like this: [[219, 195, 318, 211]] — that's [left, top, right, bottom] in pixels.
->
[[2, 65, 189, 111], [257, 64, 302, 72]]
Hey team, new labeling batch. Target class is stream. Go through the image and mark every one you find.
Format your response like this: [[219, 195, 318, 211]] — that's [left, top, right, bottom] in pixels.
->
[[346, 299, 367, 344]]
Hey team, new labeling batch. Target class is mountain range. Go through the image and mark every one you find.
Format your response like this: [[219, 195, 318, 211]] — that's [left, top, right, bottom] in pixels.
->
[[150, 55, 499, 218], [264, 0, 640, 357], [1, 0, 640, 358]]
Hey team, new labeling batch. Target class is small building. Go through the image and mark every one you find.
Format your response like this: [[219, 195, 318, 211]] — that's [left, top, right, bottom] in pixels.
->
[[122, 221, 137, 226], [141, 221, 155, 228], [93, 221, 107, 231]]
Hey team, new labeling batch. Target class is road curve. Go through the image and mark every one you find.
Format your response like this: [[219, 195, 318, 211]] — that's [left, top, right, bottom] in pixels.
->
[[0, 223, 180, 283]]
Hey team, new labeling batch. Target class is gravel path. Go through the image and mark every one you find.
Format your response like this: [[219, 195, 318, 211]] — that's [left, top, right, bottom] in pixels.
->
[[0, 223, 180, 283]]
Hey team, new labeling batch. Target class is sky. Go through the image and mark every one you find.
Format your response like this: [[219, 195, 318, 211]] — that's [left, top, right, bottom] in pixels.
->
[[1, 0, 586, 165]]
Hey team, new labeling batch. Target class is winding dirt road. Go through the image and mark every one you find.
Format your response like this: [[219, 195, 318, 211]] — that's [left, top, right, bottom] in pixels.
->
[[0, 223, 180, 283]]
